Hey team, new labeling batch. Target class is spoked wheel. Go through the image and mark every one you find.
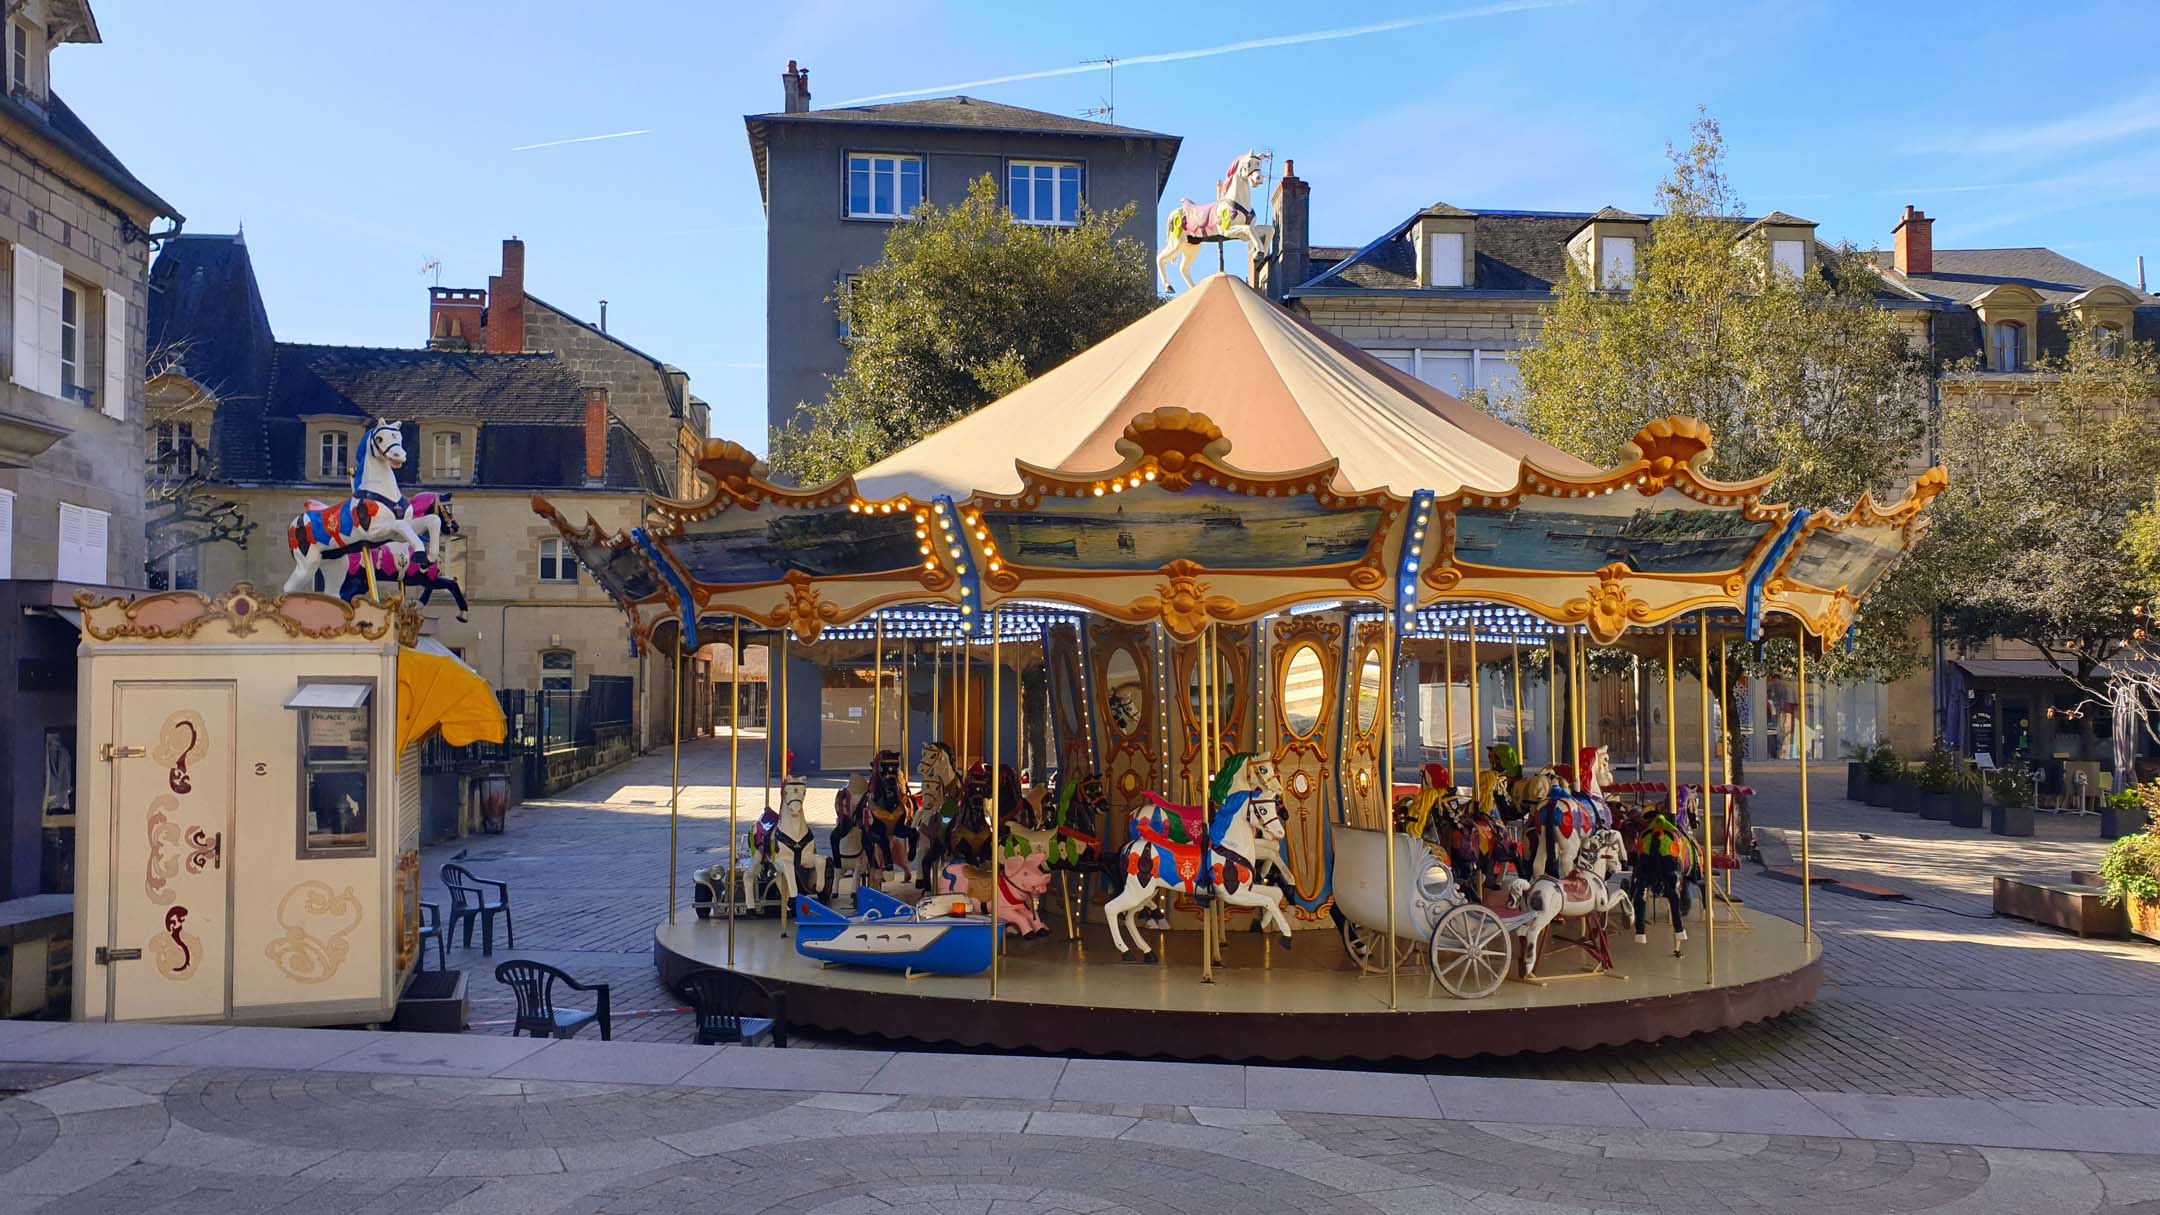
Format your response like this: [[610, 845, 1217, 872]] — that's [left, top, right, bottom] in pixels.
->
[[1339, 921, 1415, 975], [1428, 903, 1510, 999]]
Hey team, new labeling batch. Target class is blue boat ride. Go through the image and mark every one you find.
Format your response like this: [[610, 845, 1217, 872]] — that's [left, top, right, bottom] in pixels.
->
[[791, 889, 996, 976]]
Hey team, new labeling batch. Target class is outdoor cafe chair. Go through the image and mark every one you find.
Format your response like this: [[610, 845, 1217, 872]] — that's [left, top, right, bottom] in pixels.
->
[[494, 959, 611, 1040], [442, 863, 515, 955]]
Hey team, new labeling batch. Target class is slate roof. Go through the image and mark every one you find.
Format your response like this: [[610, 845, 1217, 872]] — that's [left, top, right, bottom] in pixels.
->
[[1869, 247, 2148, 307], [0, 89, 181, 220], [147, 235, 663, 493], [745, 95, 1182, 204]]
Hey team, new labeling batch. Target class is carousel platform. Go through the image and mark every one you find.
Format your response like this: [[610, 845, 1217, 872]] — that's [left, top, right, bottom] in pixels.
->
[[653, 907, 1821, 1063]]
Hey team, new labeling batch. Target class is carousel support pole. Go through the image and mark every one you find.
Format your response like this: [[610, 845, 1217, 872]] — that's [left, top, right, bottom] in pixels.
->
[[669, 636, 682, 926], [1698, 618, 1715, 975], [728, 618, 741, 965], [1632, 654, 1645, 780], [1444, 629, 1457, 786], [1798, 625, 1813, 944], [1663, 626, 1678, 820], [1468, 628, 1482, 803], [990, 610, 1002, 993], [1511, 631, 1526, 764], [1547, 635, 1560, 767], [1383, 625, 1398, 1011], [1572, 629, 1586, 768], [873, 614, 884, 758], [901, 639, 911, 769], [932, 633, 943, 750], [1207, 623, 1225, 969], [779, 628, 791, 935], [1198, 627, 1216, 985], [1719, 641, 1735, 899]]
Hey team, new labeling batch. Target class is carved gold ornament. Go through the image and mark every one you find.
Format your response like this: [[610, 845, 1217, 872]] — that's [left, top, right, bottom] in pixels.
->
[[1566, 564, 1652, 644], [764, 571, 842, 644], [1114, 408, 1231, 491], [1622, 417, 1715, 491], [1137, 561, 1237, 641], [77, 585, 417, 646]]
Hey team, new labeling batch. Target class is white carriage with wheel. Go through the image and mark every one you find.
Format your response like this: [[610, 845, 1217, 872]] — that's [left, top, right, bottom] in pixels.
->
[[1329, 824, 1517, 999]]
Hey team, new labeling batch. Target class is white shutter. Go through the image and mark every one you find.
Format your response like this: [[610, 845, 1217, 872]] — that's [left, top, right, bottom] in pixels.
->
[[55, 501, 83, 582], [101, 288, 124, 419], [10, 244, 34, 389], [35, 253, 61, 398], [0, 488, 13, 579], [81, 505, 107, 583]]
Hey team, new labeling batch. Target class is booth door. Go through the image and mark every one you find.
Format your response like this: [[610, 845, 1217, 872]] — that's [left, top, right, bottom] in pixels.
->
[[105, 681, 235, 1022]]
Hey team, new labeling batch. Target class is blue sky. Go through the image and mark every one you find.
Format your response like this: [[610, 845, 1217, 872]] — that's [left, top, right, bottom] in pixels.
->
[[70, 1, 2160, 451]]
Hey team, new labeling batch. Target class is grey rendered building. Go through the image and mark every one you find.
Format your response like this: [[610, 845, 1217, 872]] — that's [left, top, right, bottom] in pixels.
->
[[745, 61, 1180, 437]]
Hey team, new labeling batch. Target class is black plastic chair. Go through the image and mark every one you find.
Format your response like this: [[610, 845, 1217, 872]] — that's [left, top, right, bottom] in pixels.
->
[[680, 968, 788, 1047], [494, 960, 611, 1040], [416, 902, 446, 971], [442, 863, 514, 955]]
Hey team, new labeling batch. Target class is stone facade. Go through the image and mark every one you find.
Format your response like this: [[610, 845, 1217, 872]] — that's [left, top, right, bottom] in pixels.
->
[[521, 298, 706, 497]]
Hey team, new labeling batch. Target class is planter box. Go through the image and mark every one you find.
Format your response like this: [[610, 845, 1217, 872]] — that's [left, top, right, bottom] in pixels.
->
[[2100, 807, 2148, 839], [1947, 795, 1983, 829], [1993, 876, 2127, 937], [2130, 895, 2160, 944], [1863, 777, 1894, 808], [1846, 762, 1866, 802], [1894, 782, 1922, 815], [389, 969, 468, 1034], [1990, 805, 2035, 837], [1915, 786, 1946, 819]]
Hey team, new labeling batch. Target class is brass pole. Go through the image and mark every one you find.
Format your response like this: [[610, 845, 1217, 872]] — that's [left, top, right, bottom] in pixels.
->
[[1699, 618, 1715, 976], [1383, 624, 1398, 1010], [932, 631, 943, 750], [669, 636, 682, 926], [900, 638, 911, 769], [990, 609, 1002, 995], [727, 618, 740, 964], [1664, 627, 1678, 820], [1719, 640, 1734, 897], [1572, 630, 1586, 765], [1444, 628, 1457, 786], [1798, 625, 1813, 943], [873, 614, 884, 758], [1468, 626, 1482, 801], [960, 630, 971, 774], [1208, 624, 1223, 967], [1198, 626, 1215, 983], [1547, 636, 1560, 767], [1511, 630, 1526, 764], [779, 630, 790, 779]]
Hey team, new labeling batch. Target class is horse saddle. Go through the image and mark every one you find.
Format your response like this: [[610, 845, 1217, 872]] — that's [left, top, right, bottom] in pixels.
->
[[1559, 874, 1593, 902], [1137, 792, 1208, 846], [1175, 199, 1223, 242]]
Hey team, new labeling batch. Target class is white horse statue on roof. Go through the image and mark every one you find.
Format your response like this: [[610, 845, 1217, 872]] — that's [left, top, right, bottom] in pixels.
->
[[281, 418, 434, 596], [1157, 150, 1275, 294]]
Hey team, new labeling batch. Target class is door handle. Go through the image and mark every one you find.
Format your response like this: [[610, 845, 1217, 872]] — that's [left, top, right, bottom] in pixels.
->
[[95, 946, 143, 964], [210, 833, 223, 870]]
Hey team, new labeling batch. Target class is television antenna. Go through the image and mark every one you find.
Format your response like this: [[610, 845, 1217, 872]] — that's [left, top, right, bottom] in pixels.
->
[[419, 258, 443, 286], [1078, 55, 1119, 123]]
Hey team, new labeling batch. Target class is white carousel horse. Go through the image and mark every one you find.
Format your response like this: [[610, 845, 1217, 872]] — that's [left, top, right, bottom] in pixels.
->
[[1102, 753, 1295, 957], [1576, 744, 1618, 831], [1156, 150, 1275, 293], [282, 419, 431, 595], [1504, 828, 1632, 977], [1521, 768, 1590, 882], [756, 775, 826, 929]]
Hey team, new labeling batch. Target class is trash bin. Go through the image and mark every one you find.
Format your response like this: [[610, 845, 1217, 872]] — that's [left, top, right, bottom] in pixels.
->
[[477, 771, 510, 835]]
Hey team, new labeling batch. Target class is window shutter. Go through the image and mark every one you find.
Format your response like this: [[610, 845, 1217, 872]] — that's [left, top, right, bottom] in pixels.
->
[[10, 244, 34, 389], [80, 505, 107, 583], [0, 487, 13, 579], [55, 501, 82, 582], [35, 253, 61, 398], [101, 288, 124, 419]]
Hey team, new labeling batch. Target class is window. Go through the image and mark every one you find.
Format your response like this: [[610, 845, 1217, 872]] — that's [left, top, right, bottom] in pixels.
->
[[58, 283, 80, 403], [56, 502, 108, 584], [836, 273, 862, 340], [2097, 325, 2125, 357], [1417, 352, 1474, 396], [319, 430, 349, 479], [1384, 348, 1524, 405], [1600, 237, 1636, 289], [541, 649, 576, 692], [847, 154, 922, 220], [10, 22, 27, 94], [1771, 239, 1806, 279], [0, 488, 13, 579], [538, 537, 579, 583], [1426, 233, 1465, 288], [1991, 321, 2026, 371], [431, 430, 463, 481], [1008, 160, 1081, 225], [154, 421, 195, 477], [288, 681, 374, 858], [147, 545, 199, 592]]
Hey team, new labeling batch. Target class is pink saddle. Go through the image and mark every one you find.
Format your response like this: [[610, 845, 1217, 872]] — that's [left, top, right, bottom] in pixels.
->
[[1137, 792, 1209, 840], [1175, 199, 1221, 242]]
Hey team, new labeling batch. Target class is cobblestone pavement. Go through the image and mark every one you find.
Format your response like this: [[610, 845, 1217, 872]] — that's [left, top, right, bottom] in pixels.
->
[[0, 1044, 2155, 1215], [425, 738, 2160, 1106]]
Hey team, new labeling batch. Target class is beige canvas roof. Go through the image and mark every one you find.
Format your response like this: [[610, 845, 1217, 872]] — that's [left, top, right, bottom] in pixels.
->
[[851, 273, 1596, 501]]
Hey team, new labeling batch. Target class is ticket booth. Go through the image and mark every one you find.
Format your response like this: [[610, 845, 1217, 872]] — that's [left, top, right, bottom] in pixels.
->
[[70, 585, 503, 1027]]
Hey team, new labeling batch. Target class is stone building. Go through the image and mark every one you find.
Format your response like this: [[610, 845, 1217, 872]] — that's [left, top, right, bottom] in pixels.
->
[[144, 234, 697, 758], [1263, 167, 2159, 766], [0, 0, 181, 901], [746, 59, 1182, 436]]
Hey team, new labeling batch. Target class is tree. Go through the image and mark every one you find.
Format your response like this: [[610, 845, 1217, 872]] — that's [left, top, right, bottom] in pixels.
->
[[771, 174, 1157, 484], [144, 340, 255, 588]]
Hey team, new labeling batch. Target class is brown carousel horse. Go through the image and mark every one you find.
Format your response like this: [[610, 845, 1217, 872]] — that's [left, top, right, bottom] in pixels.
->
[[858, 749, 916, 878], [1440, 770, 1525, 903]]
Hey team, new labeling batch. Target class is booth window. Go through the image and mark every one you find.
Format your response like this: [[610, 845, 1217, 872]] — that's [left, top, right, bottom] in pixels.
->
[[287, 680, 374, 857]]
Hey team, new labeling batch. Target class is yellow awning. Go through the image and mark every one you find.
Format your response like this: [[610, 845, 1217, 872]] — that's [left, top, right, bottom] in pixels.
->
[[396, 646, 506, 752]]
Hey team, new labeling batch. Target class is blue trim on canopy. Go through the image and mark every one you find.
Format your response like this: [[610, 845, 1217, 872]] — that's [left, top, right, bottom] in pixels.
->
[[1396, 489, 1437, 638], [1745, 510, 1810, 641], [932, 495, 985, 637], [633, 527, 698, 649]]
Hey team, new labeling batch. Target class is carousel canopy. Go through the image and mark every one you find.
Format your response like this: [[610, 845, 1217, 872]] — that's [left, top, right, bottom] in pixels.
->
[[853, 274, 1596, 501]]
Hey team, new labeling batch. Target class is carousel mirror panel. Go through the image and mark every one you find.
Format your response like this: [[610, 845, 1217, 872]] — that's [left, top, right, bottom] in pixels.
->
[[1089, 620, 1160, 831], [1340, 626, 1387, 829], [979, 483, 1382, 573], [1270, 617, 1342, 916], [1452, 488, 1775, 575]]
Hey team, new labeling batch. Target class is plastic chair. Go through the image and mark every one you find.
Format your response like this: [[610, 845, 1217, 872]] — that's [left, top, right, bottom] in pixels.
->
[[442, 863, 514, 954], [494, 960, 610, 1040], [416, 902, 446, 972], [680, 968, 789, 1047]]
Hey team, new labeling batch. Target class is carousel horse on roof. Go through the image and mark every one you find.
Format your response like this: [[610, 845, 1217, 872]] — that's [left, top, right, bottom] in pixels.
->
[[1156, 150, 1275, 293], [282, 419, 436, 596], [334, 491, 468, 618]]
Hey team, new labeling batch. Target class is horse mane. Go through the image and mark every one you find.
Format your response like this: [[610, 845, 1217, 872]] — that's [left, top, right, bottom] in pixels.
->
[[1207, 752, 1250, 810]]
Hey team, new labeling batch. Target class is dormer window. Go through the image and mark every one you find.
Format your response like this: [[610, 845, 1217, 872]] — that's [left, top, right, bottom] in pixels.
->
[[1771, 239, 1806, 279], [2097, 325, 2125, 358], [1990, 321, 2025, 372], [1426, 233, 1465, 288], [9, 21, 29, 96], [1600, 238, 1636, 290], [1411, 207, 1475, 289]]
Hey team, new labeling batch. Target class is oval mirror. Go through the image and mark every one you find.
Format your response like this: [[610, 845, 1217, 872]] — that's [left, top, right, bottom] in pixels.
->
[[1104, 648, 1143, 737], [1281, 645, 1326, 737], [1355, 649, 1383, 734]]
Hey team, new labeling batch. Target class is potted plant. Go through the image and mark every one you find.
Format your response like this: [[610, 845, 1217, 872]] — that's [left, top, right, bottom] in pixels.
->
[[1948, 764, 1985, 829], [1918, 742, 1957, 822], [1845, 746, 1868, 802], [1896, 764, 1926, 816], [2101, 787, 2148, 839], [1861, 740, 1899, 808], [2098, 820, 2160, 943], [1988, 766, 2036, 837]]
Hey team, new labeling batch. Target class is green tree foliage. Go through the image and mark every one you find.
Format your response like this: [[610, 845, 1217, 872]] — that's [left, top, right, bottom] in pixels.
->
[[771, 175, 1156, 484]]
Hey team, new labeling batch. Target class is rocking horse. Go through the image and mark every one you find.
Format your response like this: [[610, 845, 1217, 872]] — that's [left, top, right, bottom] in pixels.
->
[[1102, 753, 1294, 960], [859, 749, 916, 880], [1504, 828, 1632, 977], [1156, 150, 1275, 293]]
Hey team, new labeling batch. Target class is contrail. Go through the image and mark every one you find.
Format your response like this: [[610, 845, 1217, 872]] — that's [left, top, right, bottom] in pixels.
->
[[834, 0, 1585, 107], [511, 128, 654, 152]]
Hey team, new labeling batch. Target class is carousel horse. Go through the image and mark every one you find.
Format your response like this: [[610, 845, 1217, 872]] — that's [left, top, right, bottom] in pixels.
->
[[1629, 792, 1700, 956], [1521, 768, 1592, 882], [1441, 770, 1521, 902], [1395, 763, 1453, 840], [334, 492, 468, 618], [1156, 150, 1275, 293], [1104, 752, 1294, 958], [910, 743, 966, 888], [1489, 743, 1523, 783], [753, 775, 826, 926], [282, 419, 433, 595], [860, 750, 916, 879], [1505, 827, 1632, 977], [1574, 745, 1618, 832], [827, 774, 874, 899]]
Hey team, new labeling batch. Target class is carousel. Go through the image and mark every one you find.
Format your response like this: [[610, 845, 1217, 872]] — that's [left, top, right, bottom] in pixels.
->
[[537, 272, 1941, 1061]]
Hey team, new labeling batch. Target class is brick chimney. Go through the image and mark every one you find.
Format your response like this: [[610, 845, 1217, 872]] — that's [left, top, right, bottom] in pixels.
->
[[782, 60, 811, 113], [427, 287, 485, 350], [1263, 159, 1311, 302], [485, 238, 526, 353], [1893, 205, 1933, 276], [583, 387, 608, 484]]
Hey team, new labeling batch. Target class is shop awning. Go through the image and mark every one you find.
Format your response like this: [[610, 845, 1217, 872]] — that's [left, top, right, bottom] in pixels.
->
[[395, 646, 505, 752], [286, 682, 372, 710], [1952, 658, 2075, 681]]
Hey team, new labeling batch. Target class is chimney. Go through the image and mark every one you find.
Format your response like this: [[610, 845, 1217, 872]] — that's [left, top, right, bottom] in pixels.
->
[[1263, 159, 1310, 302], [1893, 205, 1933, 276], [782, 59, 811, 113], [485, 237, 526, 353], [583, 387, 608, 484], [427, 287, 485, 350]]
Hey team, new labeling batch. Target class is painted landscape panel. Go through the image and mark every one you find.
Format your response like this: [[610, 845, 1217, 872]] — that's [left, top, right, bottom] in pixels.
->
[[984, 483, 1380, 572], [569, 535, 663, 603], [673, 507, 921, 584], [1783, 523, 1902, 594], [1453, 488, 1771, 575]]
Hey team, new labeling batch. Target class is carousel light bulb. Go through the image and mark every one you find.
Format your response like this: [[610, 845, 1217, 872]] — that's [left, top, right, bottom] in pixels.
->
[[934, 502, 946, 513], [849, 503, 862, 513], [1093, 486, 1105, 497], [1110, 482, 1123, 493], [949, 547, 962, 559], [1144, 469, 1157, 481]]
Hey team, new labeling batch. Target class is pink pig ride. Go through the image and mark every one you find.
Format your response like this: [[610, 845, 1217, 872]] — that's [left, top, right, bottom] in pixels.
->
[[940, 852, 1053, 939]]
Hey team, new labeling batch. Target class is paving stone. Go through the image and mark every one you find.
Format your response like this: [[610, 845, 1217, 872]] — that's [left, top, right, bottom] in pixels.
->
[[315, 1032, 551, 1078], [1428, 1076, 1644, 1128], [1246, 1067, 1444, 1119], [1799, 1091, 2075, 1150], [1053, 1058, 1242, 1107], [1614, 1083, 1850, 1138], [679, 1046, 890, 1092], [490, 1038, 717, 1087], [864, 1051, 1066, 1100]]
